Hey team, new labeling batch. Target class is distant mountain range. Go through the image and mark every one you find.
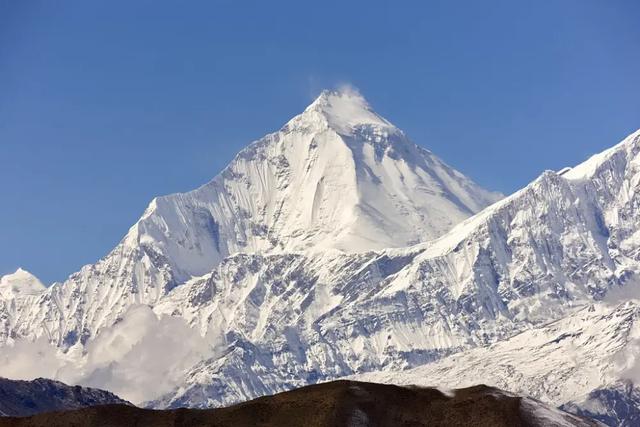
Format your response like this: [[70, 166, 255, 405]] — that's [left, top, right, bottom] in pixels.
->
[[1, 89, 639, 425]]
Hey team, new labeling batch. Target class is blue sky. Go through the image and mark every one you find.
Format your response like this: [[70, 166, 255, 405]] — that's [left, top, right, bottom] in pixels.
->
[[1, 0, 639, 284]]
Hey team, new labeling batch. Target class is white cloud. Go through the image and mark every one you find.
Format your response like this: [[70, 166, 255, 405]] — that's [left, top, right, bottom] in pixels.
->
[[0, 305, 219, 404], [0, 336, 66, 379], [335, 82, 362, 97]]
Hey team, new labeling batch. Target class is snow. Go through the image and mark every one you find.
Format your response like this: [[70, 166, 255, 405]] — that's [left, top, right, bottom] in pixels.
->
[[0, 88, 502, 405], [143, 126, 640, 408], [0, 268, 46, 298], [0, 87, 500, 344], [301, 87, 393, 135], [561, 381, 640, 426], [354, 301, 640, 406], [562, 128, 640, 181], [521, 398, 600, 427], [1, 91, 640, 417], [88, 87, 503, 319]]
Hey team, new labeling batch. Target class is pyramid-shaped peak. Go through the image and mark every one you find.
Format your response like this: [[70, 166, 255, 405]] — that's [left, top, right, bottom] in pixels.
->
[[302, 87, 393, 134], [0, 268, 46, 296], [11, 267, 35, 277], [2, 267, 38, 282]]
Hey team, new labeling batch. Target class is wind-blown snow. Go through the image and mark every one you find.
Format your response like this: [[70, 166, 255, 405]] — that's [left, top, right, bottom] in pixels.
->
[[302, 86, 392, 134]]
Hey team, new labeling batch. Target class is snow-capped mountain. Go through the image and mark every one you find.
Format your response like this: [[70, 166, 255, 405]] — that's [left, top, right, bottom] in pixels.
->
[[126, 88, 500, 272], [2, 88, 640, 416], [0, 269, 46, 343], [142, 129, 640, 408], [0, 269, 45, 299], [0, 89, 500, 350]]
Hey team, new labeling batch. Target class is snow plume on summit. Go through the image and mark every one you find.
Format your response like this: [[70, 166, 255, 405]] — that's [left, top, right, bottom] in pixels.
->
[[301, 85, 392, 134]]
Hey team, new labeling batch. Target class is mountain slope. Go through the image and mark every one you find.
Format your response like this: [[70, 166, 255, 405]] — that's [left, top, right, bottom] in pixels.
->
[[123, 88, 500, 278], [148, 129, 640, 408], [0, 89, 500, 349], [354, 300, 640, 406], [0, 377, 130, 417], [0, 380, 599, 427], [561, 382, 640, 427]]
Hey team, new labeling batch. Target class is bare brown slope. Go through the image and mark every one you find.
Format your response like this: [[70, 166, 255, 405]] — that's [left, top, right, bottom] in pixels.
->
[[0, 380, 597, 427]]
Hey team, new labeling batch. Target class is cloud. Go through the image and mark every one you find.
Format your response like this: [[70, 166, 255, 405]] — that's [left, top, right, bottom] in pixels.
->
[[335, 82, 362, 97], [0, 305, 220, 404], [304, 75, 362, 102], [0, 336, 66, 379]]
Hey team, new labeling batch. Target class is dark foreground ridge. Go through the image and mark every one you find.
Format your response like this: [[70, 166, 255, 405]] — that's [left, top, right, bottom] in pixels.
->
[[0, 380, 598, 427], [0, 377, 131, 417]]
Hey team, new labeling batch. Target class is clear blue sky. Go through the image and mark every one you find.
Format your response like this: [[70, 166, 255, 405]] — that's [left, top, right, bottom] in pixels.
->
[[1, 0, 639, 284]]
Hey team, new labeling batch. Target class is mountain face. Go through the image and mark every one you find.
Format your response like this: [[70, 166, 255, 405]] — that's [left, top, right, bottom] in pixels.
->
[[561, 382, 640, 427], [0, 377, 130, 417], [0, 270, 45, 345], [354, 300, 640, 410], [1, 89, 640, 416], [145, 129, 640, 408], [0, 380, 599, 427], [0, 89, 500, 350]]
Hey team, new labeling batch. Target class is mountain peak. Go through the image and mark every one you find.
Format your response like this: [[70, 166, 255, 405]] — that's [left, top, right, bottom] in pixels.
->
[[307, 87, 370, 109], [301, 88, 393, 134], [562, 128, 640, 181], [0, 268, 46, 297]]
